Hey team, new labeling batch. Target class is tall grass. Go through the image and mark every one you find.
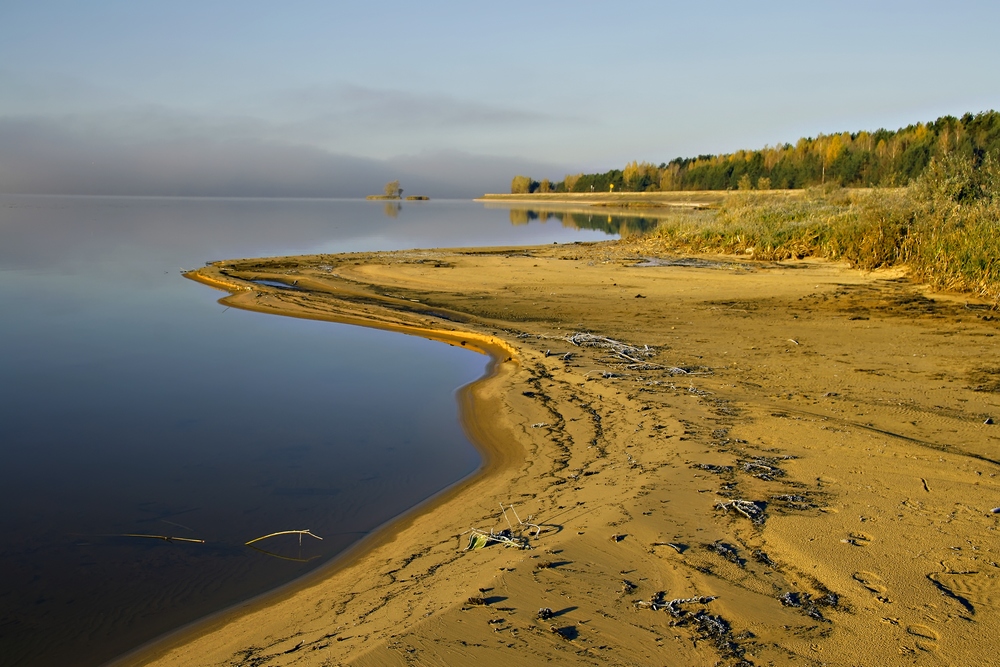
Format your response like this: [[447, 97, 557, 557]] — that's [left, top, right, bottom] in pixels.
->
[[633, 154, 1000, 302]]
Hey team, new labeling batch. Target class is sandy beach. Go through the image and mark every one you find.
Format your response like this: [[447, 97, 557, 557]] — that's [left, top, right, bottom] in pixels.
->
[[123, 238, 1000, 666]]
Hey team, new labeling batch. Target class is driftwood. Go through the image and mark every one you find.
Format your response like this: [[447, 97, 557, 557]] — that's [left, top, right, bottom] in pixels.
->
[[245, 529, 323, 547], [462, 504, 538, 550], [500, 503, 541, 537], [119, 533, 205, 544], [716, 499, 767, 525], [664, 595, 719, 616], [565, 332, 709, 374], [565, 333, 656, 366], [635, 592, 717, 615]]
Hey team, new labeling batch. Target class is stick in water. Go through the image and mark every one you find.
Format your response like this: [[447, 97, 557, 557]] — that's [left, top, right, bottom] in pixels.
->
[[119, 534, 205, 544], [245, 529, 323, 547]]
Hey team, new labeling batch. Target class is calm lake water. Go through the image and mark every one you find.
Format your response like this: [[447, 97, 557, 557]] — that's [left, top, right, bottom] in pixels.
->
[[0, 196, 631, 667]]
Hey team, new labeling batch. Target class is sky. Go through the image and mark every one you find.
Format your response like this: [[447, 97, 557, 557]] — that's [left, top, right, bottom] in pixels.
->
[[1, 0, 998, 197]]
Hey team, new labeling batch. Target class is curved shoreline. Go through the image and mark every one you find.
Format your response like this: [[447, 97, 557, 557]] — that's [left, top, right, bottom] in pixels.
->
[[125, 245, 1000, 666], [110, 273, 524, 667]]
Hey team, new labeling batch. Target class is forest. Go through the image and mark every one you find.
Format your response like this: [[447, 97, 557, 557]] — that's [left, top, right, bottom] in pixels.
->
[[511, 111, 1000, 193]]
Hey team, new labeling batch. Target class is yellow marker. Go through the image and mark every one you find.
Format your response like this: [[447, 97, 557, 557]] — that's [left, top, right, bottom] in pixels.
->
[[610, 183, 614, 192]]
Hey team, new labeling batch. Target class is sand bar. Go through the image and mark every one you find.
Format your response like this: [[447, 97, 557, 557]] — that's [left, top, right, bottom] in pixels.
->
[[123, 239, 1000, 666]]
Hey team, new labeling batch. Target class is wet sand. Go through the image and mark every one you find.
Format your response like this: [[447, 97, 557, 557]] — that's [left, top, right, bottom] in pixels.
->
[[125, 239, 1000, 666]]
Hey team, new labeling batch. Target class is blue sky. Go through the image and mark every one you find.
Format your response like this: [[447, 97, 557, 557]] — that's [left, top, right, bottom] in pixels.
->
[[1, 1, 998, 196]]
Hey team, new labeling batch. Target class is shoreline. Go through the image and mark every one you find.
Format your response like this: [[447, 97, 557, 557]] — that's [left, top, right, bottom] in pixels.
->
[[475, 189, 830, 206], [128, 241, 1000, 666], [111, 273, 523, 667]]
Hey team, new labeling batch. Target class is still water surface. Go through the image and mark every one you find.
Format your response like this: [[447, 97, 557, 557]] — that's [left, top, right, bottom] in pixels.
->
[[0, 196, 624, 666]]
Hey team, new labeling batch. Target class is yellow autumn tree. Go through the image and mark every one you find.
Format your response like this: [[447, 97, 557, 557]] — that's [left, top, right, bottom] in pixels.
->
[[511, 175, 533, 194]]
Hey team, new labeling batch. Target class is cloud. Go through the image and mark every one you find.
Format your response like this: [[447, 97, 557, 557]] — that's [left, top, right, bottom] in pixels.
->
[[278, 83, 557, 127], [0, 113, 570, 198], [251, 83, 579, 157]]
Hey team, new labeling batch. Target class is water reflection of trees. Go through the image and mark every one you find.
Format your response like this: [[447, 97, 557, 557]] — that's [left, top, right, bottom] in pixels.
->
[[507, 208, 660, 237]]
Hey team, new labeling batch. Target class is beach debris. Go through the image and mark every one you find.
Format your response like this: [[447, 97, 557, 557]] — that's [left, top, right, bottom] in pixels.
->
[[990, 507, 1000, 514], [631, 588, 746, 662], [464, 528, 528, 550], [739, 456, 786, 481], [564, 332, 710, 374], [467, 596, 488, 606], [621, 579, 638, 594], [752, 549, 777, 568], [681, 610, 740, 657], [779, 591, 839, 621], [705, 541, 745, 566], [118, 533, 205, 544], [245, 529, 323, 547], [694, 463, 734, 475], [635, 591, 666, 610], [466, 532, 491, 550], [537, 607, 554, 620], [716, 499, 767, 525], [610, 533, 625, 542], [664, 596, 719, 617], [462, 504, 538, 551], [565, 332, 656, 365], [636, 592, 717, 615], [986, 417, 995, 425], [771, 493, 816, 510], [531, 422, 549, 428], [501, 503, 541, 537]]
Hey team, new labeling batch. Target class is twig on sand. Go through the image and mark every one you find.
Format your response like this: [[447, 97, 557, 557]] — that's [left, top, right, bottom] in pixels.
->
[[635, 592, 718, 614], [566, 332, 710, 374], [565, 333, 657, 366], [500, 503, 542, 537], [462, 504, 539, 550], [716, 499, 767, 525]]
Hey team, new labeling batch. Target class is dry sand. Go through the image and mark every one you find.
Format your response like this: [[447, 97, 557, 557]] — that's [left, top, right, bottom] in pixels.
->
[[124, 239, 1000, 666]]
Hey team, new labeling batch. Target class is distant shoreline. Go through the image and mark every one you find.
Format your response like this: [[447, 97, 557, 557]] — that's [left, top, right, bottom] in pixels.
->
[[475, 189, 823, 209]]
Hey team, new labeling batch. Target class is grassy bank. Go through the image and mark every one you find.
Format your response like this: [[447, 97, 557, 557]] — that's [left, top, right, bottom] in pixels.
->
[[628, 154, 1000, 302]]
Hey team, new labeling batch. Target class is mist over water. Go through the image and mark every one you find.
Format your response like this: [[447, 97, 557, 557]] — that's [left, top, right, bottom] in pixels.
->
[[0, 196, 620, 666]]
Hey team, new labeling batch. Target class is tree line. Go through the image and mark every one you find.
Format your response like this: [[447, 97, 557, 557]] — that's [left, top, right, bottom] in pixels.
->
[[511, 111, 1000, 193]]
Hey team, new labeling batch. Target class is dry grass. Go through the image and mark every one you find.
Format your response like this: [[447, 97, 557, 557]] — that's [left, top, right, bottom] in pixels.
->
[[632, 155, 1000, 302]]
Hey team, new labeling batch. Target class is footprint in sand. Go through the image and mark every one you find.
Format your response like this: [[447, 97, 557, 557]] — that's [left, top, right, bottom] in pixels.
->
[[842, 532, 872, 547], [907, 624, 939, 652], [853, 571, 892, 604]]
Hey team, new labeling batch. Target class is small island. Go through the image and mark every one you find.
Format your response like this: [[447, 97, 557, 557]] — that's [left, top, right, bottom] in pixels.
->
[[366, 180, 429, 201]]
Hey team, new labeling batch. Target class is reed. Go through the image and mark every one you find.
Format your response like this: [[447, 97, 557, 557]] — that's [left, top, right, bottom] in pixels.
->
[[636, 154, 1000, 302]]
